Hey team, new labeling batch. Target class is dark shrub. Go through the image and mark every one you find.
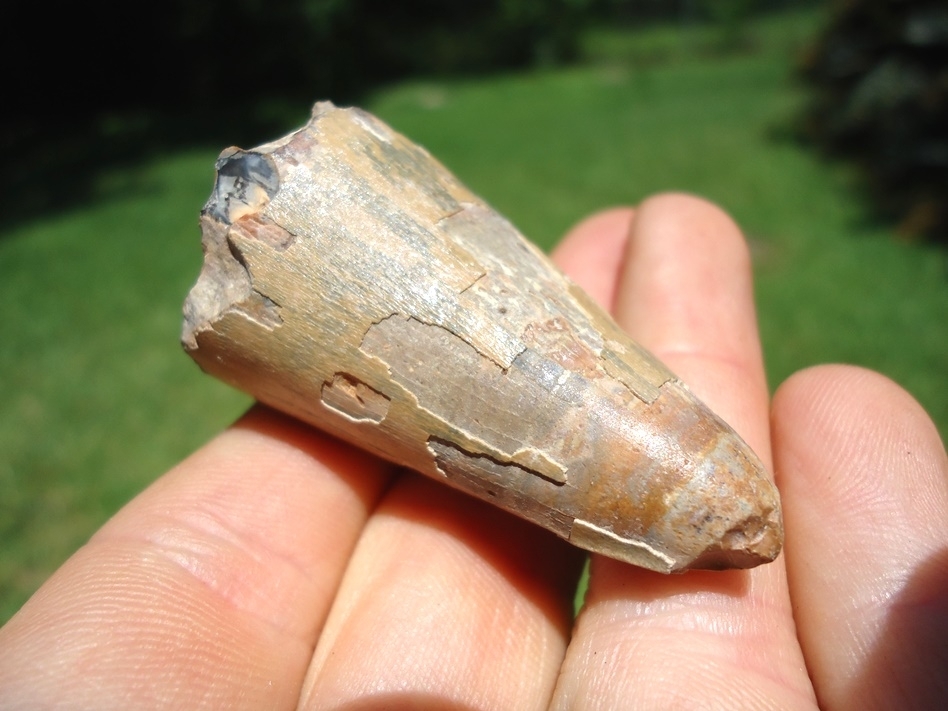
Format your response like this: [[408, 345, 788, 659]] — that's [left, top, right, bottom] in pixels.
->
[[800, 0, 948, 242], [1, 0, 591, 227]]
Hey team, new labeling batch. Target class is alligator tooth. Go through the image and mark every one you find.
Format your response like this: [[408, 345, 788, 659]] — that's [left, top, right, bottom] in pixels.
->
[[182, 101, 783, 573]]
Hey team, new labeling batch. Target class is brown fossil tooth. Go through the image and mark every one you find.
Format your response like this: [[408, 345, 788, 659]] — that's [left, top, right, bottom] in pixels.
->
[[181, 101, 783, 573]]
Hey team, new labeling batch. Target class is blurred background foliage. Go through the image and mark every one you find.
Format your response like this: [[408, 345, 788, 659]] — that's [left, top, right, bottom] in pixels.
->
[[3, 0, 815, 230], [1, 0, 946, 621], [800, 0, 948, 243], [3, 0, 593, 228], [6, 0, 944, 242]]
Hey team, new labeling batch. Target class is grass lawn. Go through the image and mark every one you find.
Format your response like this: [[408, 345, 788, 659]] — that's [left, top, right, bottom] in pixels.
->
[[2, 8, 946, 622]]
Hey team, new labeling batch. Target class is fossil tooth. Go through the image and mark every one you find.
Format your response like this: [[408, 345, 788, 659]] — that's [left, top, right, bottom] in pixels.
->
[[182, 101, 783, 573]]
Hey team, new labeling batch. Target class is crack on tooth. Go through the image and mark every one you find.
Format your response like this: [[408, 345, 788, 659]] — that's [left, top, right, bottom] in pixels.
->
[[569, 519, 677, 573], [360, 314, 567, 484], [428, 436, 565, 486], [427, 436, 574, 539], [321, 372, 391, 423]]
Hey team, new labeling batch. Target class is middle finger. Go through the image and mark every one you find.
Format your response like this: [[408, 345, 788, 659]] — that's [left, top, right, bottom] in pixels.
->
[[297, 473, 583, 710], [552, 194, 815, 709]]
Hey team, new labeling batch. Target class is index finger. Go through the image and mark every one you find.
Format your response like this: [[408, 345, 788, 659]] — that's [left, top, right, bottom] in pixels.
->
[[0, 407, 396, 708]]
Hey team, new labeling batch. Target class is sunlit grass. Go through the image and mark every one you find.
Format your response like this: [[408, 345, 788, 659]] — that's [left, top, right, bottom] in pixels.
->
[[2, 7, 945, 621]]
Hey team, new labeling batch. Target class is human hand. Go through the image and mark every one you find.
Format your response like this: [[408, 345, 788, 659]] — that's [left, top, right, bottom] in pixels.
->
[[1, 194, 945, 710]]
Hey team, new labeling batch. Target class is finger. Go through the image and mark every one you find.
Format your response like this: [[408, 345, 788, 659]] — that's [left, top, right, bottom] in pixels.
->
[[0, 406, 395, 708], [552, 207, 634, 310], [298, 473, 583, 710], [613, 193, 768, 438], [552, 193, 816, 709], [773, 365, 948, 710]]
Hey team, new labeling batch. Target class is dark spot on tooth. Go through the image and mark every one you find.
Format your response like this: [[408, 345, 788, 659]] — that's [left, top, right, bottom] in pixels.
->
[[204, 150, 280, 224]]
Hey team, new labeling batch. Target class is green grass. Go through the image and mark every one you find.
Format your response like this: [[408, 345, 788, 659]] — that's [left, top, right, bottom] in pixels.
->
[[2, 7, 946, 622]]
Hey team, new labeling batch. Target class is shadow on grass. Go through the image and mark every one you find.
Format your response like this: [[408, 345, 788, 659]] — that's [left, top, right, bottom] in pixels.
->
[[0, 102, 321, 235]]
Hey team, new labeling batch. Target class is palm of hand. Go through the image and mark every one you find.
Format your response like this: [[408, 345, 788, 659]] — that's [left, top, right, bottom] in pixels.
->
[[1, 195, 945, 710]]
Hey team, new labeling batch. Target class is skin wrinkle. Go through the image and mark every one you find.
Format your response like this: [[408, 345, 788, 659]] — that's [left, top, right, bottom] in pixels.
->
[[774, 365, 948, 710], [652, 347, 763, 384], [572, 575, 809, 705], [780, 374, 943, 571], [299, 470, 577, 710], [312, 572, 491, 705], [89, 492, 352, 648], [591, 585, 782, 626], [589, 603, 789, 679], [37, 407, 388, 708], [12, 544, 298, 709], [565, 629, 803, 711], [107, 518, 312, 639]]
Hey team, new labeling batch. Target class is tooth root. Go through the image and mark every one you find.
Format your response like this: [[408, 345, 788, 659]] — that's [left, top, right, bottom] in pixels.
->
[[181, 101, 783, 573]]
